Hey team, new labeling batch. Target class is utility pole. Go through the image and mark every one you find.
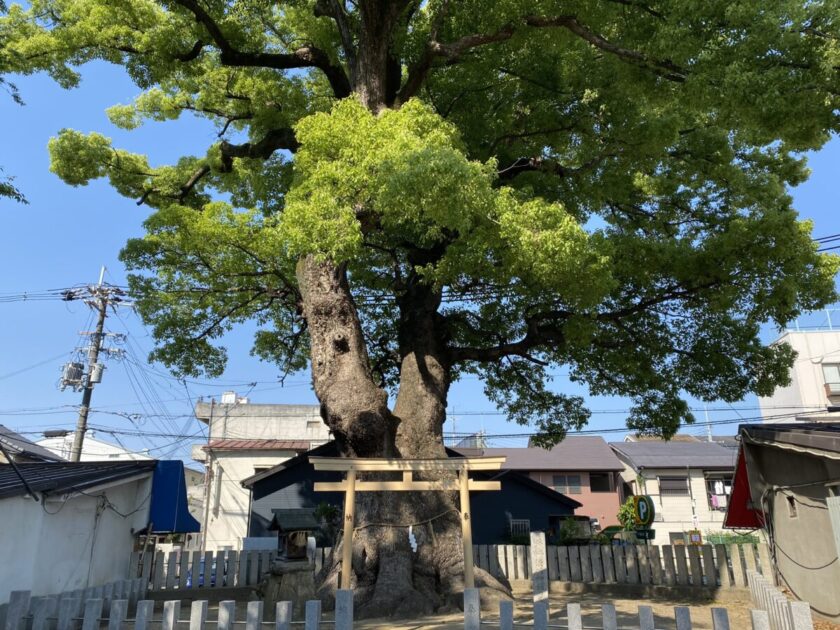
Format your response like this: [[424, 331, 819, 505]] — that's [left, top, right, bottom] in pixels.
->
[[69, 293, 107, 461], [59, 267, 130, 461]]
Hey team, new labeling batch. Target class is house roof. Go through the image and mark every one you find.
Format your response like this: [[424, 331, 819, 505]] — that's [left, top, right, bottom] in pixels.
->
[[0, 460, 156, 499], [457, 437, 624, 471], [739, 423, 840, 458], [241, 440, 339, 486], [0, 425, 65, 462], [487, 470, 583, 509], [609, 441, 737, 470], [269, 508, 319, 531], [204, 439, 311, 451]]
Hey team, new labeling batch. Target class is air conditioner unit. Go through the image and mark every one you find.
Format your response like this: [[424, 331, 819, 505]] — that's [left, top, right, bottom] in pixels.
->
[[825, 383, 840, 396]]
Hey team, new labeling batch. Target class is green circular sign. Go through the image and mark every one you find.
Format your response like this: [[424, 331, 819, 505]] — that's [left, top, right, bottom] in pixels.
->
[[633, 495, 655, 527]]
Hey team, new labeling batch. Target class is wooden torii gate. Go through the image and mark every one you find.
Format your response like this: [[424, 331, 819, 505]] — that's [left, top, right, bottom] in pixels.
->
[[311, 456, 506, 590]]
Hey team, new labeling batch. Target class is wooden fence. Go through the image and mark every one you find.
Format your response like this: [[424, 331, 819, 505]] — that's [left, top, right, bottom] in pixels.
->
[[473, 542, 774, 588], [137, 542, 769, 592], [134, 547, 335, 591]]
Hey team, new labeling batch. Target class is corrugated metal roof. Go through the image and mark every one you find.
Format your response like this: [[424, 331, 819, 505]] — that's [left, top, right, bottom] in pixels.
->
[[0, 425, 65, 462], [609, 441, 737, 470], [205, 439, 311, 451], [457, 436, 625, 471], [0, 461, 156, 499]]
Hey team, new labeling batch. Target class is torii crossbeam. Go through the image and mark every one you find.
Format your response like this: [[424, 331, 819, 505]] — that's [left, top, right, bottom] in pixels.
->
[[311, 456, 506, 589]]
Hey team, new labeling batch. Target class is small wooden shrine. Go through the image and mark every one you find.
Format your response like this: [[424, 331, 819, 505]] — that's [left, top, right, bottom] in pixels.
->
[[268, 508, 319, 560]]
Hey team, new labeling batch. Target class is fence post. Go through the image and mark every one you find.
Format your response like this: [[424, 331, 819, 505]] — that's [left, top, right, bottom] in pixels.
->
[[56, 597, 81, 630], [757, 544, 775, 585], [557, 546, 570, 581], [750, 610, 771, 630], [162, 601, 181, 630], [601, 546, 615, 584], [217, 601, 236, 630], [275, 602, 292, 630], [788, 601, 814, 630], [711, 608, 731, 630], [134, 601, 155, 630], [601, 603, 618, 630], [637, 545, 651, 584], [464, 589, 480, 630], [625, 546, 639, 584], [335, 589, 353, 630], [638, 605, 655, 630], [190, 600, 208, 630], [496, 600, 512, 630], [702, 545, 716, 587], [687, 546, 703, 586], [80, 599, 102, 630], [225, 551, 237, 588], [107, 600, 126, 630], [31, 597, 57, 630], [730, 544, 746, 588], [166, 553, 178, 590], [662, 545, 676, 586], [591, 545, 604, 583], [566, 603, 582, 630], [533, 601, 548, 630], [674, 545, 689, 586], [304, 600, 321, 630], [245, 601, 263, 630], [4, 591, 29, 630], [613, 545, 627, 583], [179, 551, 191, 590], [152, 551, 165, 590], [529, 532, 548, 606], [674, 606, 692, 630], [715, 544, 732, 589]]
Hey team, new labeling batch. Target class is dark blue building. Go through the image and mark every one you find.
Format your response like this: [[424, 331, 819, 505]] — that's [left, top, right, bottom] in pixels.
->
[[241, 442, 580, 544]]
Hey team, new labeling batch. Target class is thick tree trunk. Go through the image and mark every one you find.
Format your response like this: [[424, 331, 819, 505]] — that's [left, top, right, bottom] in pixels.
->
[[296, 256, 396, 457], [294, 5, 511, 615]]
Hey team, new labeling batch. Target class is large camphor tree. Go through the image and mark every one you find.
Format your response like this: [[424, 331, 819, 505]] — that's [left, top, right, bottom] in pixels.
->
[[3, 0, 839, 615]]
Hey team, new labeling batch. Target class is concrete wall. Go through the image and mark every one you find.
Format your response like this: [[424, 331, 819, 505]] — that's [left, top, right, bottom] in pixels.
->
[[617, 464, 730, 543], [195, 402, 331, 442], [758, 330, 840, 421], [527, 470, 623, 528], [750, 445, 840, 621], [0, 475, 151, 604]]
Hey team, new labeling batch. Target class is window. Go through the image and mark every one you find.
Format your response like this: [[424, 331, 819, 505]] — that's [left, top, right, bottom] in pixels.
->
[[705, 475, 733, 511], [659, 476, 689, 496], [552, 474, 582, 494], [590, 473, 612, 493], [823, 364, 840, 395]]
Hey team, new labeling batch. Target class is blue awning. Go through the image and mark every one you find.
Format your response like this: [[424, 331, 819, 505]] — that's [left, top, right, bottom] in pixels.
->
[[148, 460, 201, 533]]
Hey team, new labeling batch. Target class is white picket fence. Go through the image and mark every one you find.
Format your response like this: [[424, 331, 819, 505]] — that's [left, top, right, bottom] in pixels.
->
[[747, 571, 814, 630], [473, 542, 773, 588]]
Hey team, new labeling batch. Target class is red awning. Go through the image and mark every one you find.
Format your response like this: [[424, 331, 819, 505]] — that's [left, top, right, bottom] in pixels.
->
[[724, 446, 765, 529]]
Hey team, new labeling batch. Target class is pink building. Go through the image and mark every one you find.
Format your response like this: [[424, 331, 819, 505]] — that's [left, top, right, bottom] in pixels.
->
[[464, 437, 626, 530]]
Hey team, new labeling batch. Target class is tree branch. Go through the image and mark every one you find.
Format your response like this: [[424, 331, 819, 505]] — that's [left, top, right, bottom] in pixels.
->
[[397, 13, 685, 103], [219, 127, 299, 170], [170, 0, 352, 98]]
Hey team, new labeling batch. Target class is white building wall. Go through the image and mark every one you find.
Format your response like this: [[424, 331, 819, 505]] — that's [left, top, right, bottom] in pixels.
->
[[758, 330, 840, 421], [618, 464, 729, 544], [36, 434, 152, 460], [203, 450, 303, 550], [193, 401, 331, 551], [0, 475, 151, 604]]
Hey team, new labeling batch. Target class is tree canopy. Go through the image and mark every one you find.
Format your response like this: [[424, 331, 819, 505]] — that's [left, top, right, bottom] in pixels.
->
[[3, 0, 839, 441]]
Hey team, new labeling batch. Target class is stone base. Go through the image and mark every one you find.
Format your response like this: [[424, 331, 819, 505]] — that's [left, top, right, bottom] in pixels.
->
[[259, 560, 317, 619]]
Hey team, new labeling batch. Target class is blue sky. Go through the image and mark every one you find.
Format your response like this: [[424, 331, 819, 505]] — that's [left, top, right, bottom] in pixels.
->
[[1, 60, 838, 462]]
